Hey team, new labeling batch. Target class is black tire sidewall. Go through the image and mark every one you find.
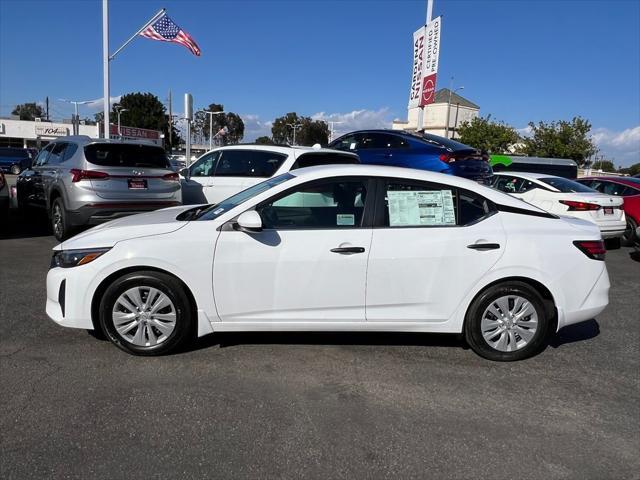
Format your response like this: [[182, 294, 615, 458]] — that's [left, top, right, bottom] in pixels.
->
[[621, 217, 638, 247], [51, 197, 69, 241], [99, 271, 194, 356], [465, 282, 549, 361]]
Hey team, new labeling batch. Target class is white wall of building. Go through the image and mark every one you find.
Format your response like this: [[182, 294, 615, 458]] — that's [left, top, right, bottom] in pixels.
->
[[0, 119, 100, 147], [393, 104, 479, 139]]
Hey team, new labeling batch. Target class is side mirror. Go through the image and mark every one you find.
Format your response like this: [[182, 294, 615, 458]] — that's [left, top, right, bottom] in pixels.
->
[[180, 167, 190, 180], [236, 210, 263, 233]]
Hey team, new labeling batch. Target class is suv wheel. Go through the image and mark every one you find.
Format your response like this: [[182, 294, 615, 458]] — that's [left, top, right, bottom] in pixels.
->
[[99, 271, 195, 356], [51, 197, 73, 241], [464, 281, 550, 361], [10, 164, 20, 175]]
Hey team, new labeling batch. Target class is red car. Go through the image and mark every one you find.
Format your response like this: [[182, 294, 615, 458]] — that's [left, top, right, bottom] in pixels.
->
[[577, 176, 640, 246]]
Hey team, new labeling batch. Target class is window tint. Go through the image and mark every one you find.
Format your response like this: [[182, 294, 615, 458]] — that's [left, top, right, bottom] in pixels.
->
[[47, 143, 67, 165], [258, 179, 367, 229], [621, 185, 640, 196], [541, 177, 596, 193], [214, 150, 286, 177], [600, 182, 626, 196], [383, 182, 457, 227], [84, 144, 170, 168], [190, 151, 219, 177], [62, 143, 78, 162], [493, 176, 525, 193], [34, 144, 54, 166], [330, 134, 358, 151], [291, 152, 359, 169], [358, 133, 399, 149], [519, 180, 538, 193], [458, 189, 494, 225]]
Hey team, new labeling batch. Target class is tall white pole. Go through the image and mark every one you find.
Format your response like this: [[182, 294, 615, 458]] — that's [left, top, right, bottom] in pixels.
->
[[102, 0, 110, 139]]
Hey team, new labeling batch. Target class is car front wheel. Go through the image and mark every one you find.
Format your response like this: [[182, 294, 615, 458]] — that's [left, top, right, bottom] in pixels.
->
[[464, 282, 550, 361], [99, 271, 195, 356]]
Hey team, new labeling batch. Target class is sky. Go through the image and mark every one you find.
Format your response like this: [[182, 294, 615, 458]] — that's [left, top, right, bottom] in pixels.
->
[[1, 0, 639, 166]]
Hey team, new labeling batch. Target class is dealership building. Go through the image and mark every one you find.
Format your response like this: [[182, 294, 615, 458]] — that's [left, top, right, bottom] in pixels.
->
[[0, 118, 163, 148], [393, 88, 480, 139]]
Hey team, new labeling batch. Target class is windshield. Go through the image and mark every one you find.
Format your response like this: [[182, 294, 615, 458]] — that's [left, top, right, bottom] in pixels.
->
[[196, 173, 294, 221], [541, 177, 597, 193]]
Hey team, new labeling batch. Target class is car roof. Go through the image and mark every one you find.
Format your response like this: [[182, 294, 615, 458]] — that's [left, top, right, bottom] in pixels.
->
[[54, 136, 160, 147], [288, 164, 547, 212], [200, 144, 357, 158], [579, 176, 640, 187]]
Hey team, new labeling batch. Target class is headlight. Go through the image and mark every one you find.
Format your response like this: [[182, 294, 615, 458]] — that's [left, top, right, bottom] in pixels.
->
[[50, 248, 111, 269]]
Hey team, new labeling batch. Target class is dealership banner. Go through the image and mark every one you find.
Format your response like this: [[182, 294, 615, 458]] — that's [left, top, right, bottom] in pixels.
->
[[408, 16, 442, 108]]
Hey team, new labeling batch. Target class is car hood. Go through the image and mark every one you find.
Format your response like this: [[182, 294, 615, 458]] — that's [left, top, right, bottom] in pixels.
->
[[56, 205, 193, 250]]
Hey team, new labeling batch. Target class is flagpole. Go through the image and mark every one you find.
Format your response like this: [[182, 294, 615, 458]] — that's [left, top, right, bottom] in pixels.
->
[[109, 8, 166, 61], [102, 0, 110, 139]]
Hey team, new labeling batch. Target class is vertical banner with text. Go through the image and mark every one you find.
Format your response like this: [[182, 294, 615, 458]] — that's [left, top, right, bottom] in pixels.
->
[[408, 16, 442, 109]]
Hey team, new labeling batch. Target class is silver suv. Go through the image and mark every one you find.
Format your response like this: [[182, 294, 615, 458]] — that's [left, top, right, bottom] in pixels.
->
[[16, 136, 182, 240]]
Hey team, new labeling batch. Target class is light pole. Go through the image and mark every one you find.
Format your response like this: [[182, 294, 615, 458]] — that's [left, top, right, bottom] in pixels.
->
[[445, 81, 464, 139], [199, 110, 226, 150], [115, 106, 128, 138], [327, 121, 343, 143], [286, 122, 303, 145], [59, 98, 92, 135]]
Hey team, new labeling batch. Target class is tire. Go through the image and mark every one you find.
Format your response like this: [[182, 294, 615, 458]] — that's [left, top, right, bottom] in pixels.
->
[[50, 197, 74, 241], [605, 237, 621, 250], [99, 271, 195, 356], [464, 281, 550, 361], [621, 217, 638, 247], [10, 164, 20, 175]]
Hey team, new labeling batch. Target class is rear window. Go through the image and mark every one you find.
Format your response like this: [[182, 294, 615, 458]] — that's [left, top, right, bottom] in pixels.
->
[[292, 152, 359, 169], [84, 143, 170, 169], [0, 148, 29, 159], [541, 177, 596, 193]]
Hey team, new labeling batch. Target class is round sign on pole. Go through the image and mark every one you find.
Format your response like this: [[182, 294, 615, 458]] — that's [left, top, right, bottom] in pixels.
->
[[420, 74, 437, 106]]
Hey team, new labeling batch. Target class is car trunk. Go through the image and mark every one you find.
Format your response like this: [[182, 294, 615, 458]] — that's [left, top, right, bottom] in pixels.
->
[[558, 193, 625, 225]]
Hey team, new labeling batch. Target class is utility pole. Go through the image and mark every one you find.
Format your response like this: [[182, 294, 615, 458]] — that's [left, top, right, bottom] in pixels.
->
[[46, 97, 49, 121], [200, 110, 226, 150], [286, 122, 303, 145], [327, 121, 343, 143], [445, 81, 464, 139], [168, 90, 173, 151]]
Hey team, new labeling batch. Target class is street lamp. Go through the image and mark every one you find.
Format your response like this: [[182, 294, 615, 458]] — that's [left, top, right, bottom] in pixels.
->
[[286, 122, 303, 145], [445, 82, 464, 139], [59, 98, 92, 135], [115, 106, 128, 138], [199, 110, 226, 151]]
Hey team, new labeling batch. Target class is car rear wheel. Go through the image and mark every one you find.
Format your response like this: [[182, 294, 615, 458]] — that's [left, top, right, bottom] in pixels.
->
[[621, 217, 638, 247], [464, 282, 550, 361], [99, 271, 195, 356], [50, 197, 73, 241]]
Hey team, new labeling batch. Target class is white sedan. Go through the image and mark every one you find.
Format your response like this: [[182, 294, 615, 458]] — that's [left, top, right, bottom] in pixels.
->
[[46, 165, 610, 361], [492, 172, 626, 240]]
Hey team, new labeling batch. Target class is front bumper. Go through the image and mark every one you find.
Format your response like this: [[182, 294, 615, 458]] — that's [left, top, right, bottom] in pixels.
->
[[46, 266, 94, 329]]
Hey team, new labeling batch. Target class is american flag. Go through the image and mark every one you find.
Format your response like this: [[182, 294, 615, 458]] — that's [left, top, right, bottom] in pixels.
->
[[140, 12, 201, 56]]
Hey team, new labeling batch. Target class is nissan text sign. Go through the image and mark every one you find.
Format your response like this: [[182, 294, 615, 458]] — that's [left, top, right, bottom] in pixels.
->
[[408, 16, 442, 108]]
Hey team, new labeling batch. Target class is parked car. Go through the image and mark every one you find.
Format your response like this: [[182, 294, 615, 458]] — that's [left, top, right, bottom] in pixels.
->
[[168, 155, 186, 172], [0, 147, 32, 175], [576, 176, 640, 246], [0, 171, 9, 223], [492, 172, 626, 245], [328, 130, 494, 184], [16, 136, 181, 241], [180, 145, 359, 205], [47, 164, 609, 361]]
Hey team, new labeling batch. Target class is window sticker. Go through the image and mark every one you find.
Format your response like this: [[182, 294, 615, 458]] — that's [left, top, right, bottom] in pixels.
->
[[213, 207, 225, 215], [337, 214, 355, 226], [349, 142, 357, 150], [387, 190, 456, 226]]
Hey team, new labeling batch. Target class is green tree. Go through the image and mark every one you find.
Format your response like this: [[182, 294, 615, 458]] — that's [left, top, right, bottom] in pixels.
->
[[618, 162, 640, 176], [254, 136, 274, 145], [523, 117, 597, 165], [195, 103, 245, 145], [12, 102, 44, 120], [457, 116, 521, 154], [271, 112, 329, 145], [113, 92, 167, 131], [591, 160, 616, 172]]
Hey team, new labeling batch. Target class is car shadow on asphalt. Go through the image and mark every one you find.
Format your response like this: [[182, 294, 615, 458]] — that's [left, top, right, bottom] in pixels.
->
[[548, 319, 600, 348], [0, 209, 52, 240], [629, 249, 640, 262]]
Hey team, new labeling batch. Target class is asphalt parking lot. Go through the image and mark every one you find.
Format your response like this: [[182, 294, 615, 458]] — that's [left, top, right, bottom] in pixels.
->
[[1, 208, 639, 480]]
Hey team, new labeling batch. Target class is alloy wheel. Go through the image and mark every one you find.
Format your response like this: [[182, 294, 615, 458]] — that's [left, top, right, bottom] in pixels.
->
[[52, 203, 63, 239], [480, 295, 539, 352]]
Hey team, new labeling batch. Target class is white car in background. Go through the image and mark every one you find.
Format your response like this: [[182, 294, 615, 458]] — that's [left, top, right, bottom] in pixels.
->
[[492, 172, 626, 242], [46, 165, 609, 361], [179, 145, 359, 205]]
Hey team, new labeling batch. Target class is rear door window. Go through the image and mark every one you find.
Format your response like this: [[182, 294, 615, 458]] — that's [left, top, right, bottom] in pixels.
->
[[84, 144, 170, 168], [214, 150, 286, 177], [34, 144, 54, 166], [291, 152, 359, 169], [47, 143, 67, 165], [600, 182, 626, 196]]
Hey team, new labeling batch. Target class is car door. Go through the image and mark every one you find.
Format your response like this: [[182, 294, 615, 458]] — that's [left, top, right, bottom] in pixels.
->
[[366, 178, 506, 322], [26, 144, 55, 208], [212, 177, 374, 323], [41, 143, 68, 208], [181, 151, 219, 204]]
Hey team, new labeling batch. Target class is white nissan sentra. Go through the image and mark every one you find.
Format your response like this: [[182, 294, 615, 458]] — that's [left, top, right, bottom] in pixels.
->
[[46, 165, 610, 361]]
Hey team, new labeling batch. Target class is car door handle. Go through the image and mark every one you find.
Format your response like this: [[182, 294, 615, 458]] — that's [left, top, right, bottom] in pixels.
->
[[467, 243, 500, 251], [330, 247, 365, 254]]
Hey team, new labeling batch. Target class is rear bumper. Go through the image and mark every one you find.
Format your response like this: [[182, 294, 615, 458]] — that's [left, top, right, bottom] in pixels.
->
[[68, 201, 182, 226], [600, 224, 626, 239], [557, 265, 610, 330]]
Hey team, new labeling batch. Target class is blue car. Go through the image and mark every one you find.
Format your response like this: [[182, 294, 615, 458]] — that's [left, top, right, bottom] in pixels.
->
[[0, 147, 33, 175], [329, 130, 493, 184]]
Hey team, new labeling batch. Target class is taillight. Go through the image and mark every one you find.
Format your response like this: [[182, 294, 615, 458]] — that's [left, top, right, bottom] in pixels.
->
[[70, 169, 110, 182], [439, 153, 455, 163], [573, 240, 606, 261], [162, 172, 179, 182], [560, 200, 601, 211]]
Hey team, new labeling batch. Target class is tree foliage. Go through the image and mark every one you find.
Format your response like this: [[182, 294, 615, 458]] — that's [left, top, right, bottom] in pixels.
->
[[254, 136, 274, 145], [522, 117, 597, 165], [271, 112, 329, 146], [590, 160, 616, 172], [113, 92, 167, 131], [194, 103, 245, 145], [457, 116, 521, 154], [618, 163, 640, 176], [12, 102, 44, 121]]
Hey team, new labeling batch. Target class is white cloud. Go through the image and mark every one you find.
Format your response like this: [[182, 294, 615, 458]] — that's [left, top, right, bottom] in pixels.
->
[[591, 126, 640, 167], [84, 95, 122, 110], [241, 114, 273, 141], [516, 125, 532, 138]]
